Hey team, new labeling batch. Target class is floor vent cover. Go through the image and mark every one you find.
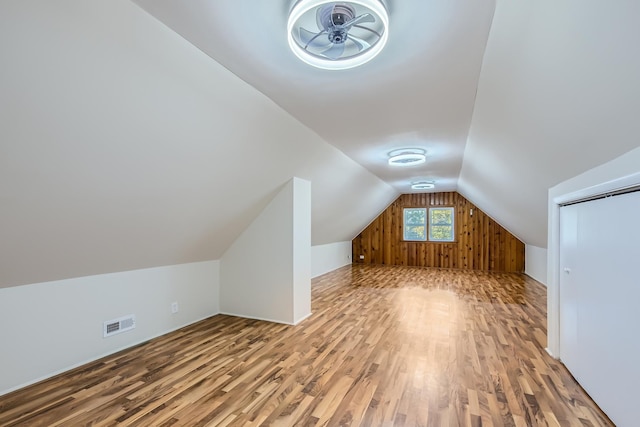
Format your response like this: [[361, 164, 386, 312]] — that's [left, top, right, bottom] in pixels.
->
[[103, 314, 136, 338]]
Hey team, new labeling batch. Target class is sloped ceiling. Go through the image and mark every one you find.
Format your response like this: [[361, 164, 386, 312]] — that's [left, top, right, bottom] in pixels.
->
[[0, 1, 396, 288], [131, 0, 497, 192], [458, 0, 640, 248], [2, 0, 639, 288]]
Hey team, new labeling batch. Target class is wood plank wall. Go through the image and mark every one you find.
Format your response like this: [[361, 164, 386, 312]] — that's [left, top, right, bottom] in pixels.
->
[[352, 192, 525, 272]]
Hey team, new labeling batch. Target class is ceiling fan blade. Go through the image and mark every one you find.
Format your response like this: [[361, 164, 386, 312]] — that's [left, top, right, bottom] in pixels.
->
[[345, 13, 375, 28], [299, 27, 331, 50], [353, 24, 383, 38], [347, 34, 371, 52], [321, 42, 345, 60]]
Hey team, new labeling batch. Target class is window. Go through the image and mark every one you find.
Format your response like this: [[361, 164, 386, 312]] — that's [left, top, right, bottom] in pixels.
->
[[403, 208, 427, 241], [403, 207, 455, 242], [428, 207, 455, 242]]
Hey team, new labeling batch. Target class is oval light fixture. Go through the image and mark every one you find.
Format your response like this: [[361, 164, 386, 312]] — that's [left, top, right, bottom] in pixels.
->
[[411, 180, 435, 190], [388, 148, 426, 166], [287, 0, 389, 70]]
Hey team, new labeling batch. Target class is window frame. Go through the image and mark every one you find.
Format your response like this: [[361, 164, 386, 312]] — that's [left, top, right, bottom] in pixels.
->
[[402, 206, 456, 243], [427, 206, 455, 242], [402, 207, 427, 241]]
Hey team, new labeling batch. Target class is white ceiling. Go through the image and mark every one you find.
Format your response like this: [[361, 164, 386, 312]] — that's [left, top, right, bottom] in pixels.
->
[[132, 0, 496, 193], [0, 0, 398, 288], [459, 0, 640, 248], [2, 0, 638, 288]]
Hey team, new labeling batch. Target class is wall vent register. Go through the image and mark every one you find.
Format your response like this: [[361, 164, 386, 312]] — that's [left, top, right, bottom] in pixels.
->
[[103, 314, 136, 338]]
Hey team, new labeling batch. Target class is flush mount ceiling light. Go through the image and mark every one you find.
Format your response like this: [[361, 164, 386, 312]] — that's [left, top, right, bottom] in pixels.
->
[[287, 0, 389, 70], [411, 180, 435, 190], [388, 148, 426, 166]]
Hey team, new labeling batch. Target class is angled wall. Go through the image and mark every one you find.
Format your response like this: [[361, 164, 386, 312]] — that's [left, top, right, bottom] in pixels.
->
[[0, 0, 397, 289], [220, 178, 311, 325], [459, 0, 640, 250], [353, 192, 524, 272]]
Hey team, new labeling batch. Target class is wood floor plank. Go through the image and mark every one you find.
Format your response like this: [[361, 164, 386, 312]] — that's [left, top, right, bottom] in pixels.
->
[[0, 265, 614, 426]]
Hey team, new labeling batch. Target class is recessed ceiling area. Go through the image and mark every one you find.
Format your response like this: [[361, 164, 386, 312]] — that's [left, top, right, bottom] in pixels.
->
[[132, 0, 497, 194]]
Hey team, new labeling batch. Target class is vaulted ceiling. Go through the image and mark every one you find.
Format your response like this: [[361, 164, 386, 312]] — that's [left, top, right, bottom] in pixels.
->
[[1, 0, 638, 288], [132, 0, 496, 193]]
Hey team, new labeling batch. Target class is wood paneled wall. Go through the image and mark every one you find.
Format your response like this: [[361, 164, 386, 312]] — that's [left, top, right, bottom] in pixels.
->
[[352, 192, 525, 272]]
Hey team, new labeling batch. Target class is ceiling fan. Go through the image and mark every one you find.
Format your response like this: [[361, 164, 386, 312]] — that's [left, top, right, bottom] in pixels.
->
[[287, 0, 389, 70]]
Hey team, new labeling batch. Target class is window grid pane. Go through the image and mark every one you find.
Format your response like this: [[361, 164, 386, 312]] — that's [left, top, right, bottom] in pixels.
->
[[403, 208, 427, 241], [429, 207, 455, 242]]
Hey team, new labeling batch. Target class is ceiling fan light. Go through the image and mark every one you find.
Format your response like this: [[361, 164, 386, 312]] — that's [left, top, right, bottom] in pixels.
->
[[287, 0, 389, 70], [388, 148, 426, 166], [411, 181, 435, 190]]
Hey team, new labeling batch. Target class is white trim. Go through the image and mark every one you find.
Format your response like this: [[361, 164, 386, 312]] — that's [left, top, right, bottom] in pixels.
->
[[546, 201, 562, 358], [219, 311, 298, 326], [293, 312, 313, 325], [553, 171, 640, 206]]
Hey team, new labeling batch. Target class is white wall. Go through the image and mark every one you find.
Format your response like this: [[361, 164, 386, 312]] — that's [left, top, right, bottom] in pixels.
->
[[546, 146, 640, 357], [0, 0, 397, 289], [524, 245, 547, 285], [220, 178, 311, 325], [0, 260, 219, 396], [459, 0, 640, 249], [292, 179, 312, 324], [311, 241, 352, 278]]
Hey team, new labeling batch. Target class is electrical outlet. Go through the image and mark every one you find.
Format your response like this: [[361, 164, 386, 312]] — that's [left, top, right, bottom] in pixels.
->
[[359, 255, 365, 260], [171, 302, 179, 314]]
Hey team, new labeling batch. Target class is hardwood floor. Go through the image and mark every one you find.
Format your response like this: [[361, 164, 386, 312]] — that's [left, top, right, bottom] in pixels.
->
[[0, 265, 612, 426]]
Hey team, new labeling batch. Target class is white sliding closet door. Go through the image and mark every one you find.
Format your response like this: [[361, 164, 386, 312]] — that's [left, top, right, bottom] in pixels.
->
[[559, 191, 640, 426]]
